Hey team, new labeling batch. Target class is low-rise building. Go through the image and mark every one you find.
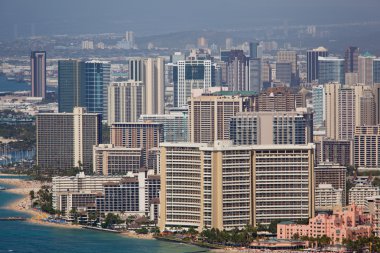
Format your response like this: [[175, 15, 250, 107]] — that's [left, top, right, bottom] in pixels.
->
[[349, 184, 380, 208], [277, 204, 373, 245]]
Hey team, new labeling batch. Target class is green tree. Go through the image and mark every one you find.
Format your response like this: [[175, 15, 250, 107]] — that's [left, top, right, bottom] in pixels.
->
[[103, 213, 123, 228]]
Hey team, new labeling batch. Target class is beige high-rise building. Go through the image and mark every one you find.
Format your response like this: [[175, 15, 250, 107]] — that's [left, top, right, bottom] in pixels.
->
[[107, 81, 145, 125], [358, 53, 376, 86], [354, 125, 380, 169], [277, 51, 297, 74], [188, 95, 243, 143], [373, 83, 380, 124], [128, 57, 165, 115], [325, 82, 341, 139], [159, 141, 315, 231], [325, 83, 374, 140]]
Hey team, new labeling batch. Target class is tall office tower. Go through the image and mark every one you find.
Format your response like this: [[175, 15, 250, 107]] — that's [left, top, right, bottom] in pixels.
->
[[315, 162, 347, 205], [159, 141, 315, 231], [277, 50, 298, 86], [31, 51, 46, 98], [373, 84, 380, 124], [261, 61, 272, 89], [225, 38, 233, 50], [360, 90, 376, 126], [318, 57, 345, 85], [325, 83, 341, 139], [373, 59, 380, 84], [257, 87, 306, 111], [344, 46, 359, 73], [58, 60, 85, 113], [312, 85, 325, 128], [315, 139, 353, 166], [93, 144, 143, 175], [188, 95, 243, 143], [249, 42, 259, 58], [129, 58, 165, 114], [36, 107, 102, 172], [225, 50, 249, 91], [85, 60, 111, 116], [275, 62, 292, 86], [173, 60, 212, 107], [110, 122, 163, 167], [307, 47, 328, 83], [354, 125, 380, 169], [358, 53, 376, 86], [230, 110, 313, 145], [139, 110, 188, 142], [248, 58, 261, 92], [345, 72, 359, 85], [107, 81, 145, 125]]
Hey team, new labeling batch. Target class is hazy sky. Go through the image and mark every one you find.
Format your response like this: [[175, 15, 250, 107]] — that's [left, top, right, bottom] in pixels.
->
[[0, 0, 379, 39]]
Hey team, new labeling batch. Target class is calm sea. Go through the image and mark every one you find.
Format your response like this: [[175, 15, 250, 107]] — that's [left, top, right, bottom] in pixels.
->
[[0, 76, 57, 93], [0, 176, 207, 253]]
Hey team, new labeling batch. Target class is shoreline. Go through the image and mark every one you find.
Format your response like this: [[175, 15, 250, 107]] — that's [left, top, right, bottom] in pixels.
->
[[0, 177, 81, 230], [0, 177, 155, 239]]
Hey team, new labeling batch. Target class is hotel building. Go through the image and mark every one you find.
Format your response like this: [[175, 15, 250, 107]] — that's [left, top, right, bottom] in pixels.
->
[[159, 141, 315, 231]]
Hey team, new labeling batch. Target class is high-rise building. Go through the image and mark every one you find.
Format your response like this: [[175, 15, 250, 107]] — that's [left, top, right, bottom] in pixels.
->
[[261, 61, 272, 89], [373, 84, 380, 124], [257, 87, 306, 111], [360, 90, 376, 126], [139, 110, 188, 142], [188, 95, 243, 143], [230, 109, 313, 145], [85, 60, 111, 116], [93, 144, 143, 175], [354, 125, 380, 169], [173, 60, 213, 107], [373, 58, 380, 84], [312, 85, 325, 128], [344, 46, 359, 73], [225, 38, 233, 50], [275, 62, 292, 86], [345, 72, 359, 85], [36, 107, 102, 172], [325, 83, 341, 139], [277, 50, 298, 86], [107, 81, 145, 125], [159, 141, 315, 231], [225, 50, 249, 91], [129, 58, 165, 114], [31, 51, 46, 98], [307, 47, 328, 83], [249, 42, 259, 58], [318, 57, 345, 85], [248, 58, 261, 92], [110, 122, 163, 167], [197, 37, 208, 48], [315, 139, 353, 166], [315, 162, 347, 205], [358, 53, 376, 86], [58, 60, 86, 113]]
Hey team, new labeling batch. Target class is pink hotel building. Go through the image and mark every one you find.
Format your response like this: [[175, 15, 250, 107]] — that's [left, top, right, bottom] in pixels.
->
[[277, 204, 372, 244]]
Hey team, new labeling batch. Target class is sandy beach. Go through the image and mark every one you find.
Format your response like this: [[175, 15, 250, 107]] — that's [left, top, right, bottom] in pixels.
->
[[120, 230, 154, 240], [0, 176, 81, 229]]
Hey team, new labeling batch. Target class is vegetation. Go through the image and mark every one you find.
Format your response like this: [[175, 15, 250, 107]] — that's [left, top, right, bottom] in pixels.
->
[[0, 122, 35, 151], [200, 225, 257, 247], [343, 236, 380, 253], [102, 213, 123, 228], [34, 185, 55, 214], [300, 235, 332, 248]]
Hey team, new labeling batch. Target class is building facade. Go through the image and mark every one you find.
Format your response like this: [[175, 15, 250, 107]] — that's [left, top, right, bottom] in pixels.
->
[[31, 51, 46, 98], [159, 141, 315, 231], [36, 107, 102, 172], [107, 81, 145, 125], [318, 57, 345, 85], [354, 125, 380, 169], [58, 60, 86, 112], [307, 47, 328, 83]]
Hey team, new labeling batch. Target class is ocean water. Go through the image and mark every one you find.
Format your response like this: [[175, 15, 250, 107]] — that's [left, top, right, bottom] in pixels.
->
[[0, 177, 207, 253], [0, 76, 30, 92]]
